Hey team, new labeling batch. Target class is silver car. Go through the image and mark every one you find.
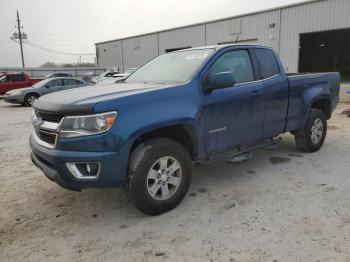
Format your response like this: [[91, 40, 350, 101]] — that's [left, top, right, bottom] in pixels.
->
[[4, 77, 86, 106]]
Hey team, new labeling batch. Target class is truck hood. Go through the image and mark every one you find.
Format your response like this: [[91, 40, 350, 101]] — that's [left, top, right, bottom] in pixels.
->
[[33, 82, 173, 114]]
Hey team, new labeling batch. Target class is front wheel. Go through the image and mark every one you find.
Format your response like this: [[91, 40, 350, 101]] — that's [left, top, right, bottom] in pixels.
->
[[294, 108, 327, 152], [24, 93, 39, 107], [126, 138, 192, 215]]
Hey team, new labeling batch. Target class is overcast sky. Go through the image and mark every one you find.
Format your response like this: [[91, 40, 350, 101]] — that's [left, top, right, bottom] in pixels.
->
[[0, 0, 306, 68]]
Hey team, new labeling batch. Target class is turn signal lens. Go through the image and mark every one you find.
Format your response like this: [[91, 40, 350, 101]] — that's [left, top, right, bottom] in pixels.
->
[[106, 115, 116, 129]]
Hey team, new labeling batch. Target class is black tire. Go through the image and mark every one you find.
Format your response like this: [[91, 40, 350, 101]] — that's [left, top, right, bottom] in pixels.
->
[[294, 108, 327, 152], [126, 138, 193, 215], [24, 93, 39, 107]]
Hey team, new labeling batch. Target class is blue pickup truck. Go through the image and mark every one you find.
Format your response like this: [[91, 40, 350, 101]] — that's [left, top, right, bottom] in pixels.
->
[[30, 44, 340, 215]]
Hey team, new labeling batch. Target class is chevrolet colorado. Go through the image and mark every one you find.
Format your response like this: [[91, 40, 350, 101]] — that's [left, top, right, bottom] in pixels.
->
[[30, 45, 340, 215]]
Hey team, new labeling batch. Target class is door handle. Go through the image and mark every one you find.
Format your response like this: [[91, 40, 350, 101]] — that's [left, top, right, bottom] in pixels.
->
[[249, 90, 262, 97]]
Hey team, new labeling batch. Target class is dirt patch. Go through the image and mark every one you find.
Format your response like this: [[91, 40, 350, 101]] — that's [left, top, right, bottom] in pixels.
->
[[289, 153, 303, 158], [269, 156, 291, 164], [197, 188, 208, 193], [328, 125, 339, 130]]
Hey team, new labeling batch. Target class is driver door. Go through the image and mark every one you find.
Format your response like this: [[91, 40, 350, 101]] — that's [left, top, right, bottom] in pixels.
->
[[43, 79, 62, 95], [202, 49, 265, 154]]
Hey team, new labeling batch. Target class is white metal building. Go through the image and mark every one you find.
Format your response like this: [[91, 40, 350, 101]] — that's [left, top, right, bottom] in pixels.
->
[[95, 0, 350, 79]]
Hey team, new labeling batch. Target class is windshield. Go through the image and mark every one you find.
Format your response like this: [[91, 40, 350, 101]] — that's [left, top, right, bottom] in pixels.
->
[[126, 49, 214, 84], [45, 73, 54, 78]]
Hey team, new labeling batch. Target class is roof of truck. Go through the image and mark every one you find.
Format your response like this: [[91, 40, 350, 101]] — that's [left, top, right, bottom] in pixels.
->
[[174, 44, 268, 52]]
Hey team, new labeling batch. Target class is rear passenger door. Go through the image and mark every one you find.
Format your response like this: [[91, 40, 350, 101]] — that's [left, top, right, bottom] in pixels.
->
[[62, 79, 82, 90], [202, 48, 265, 153], [253, 48, 289, 138]]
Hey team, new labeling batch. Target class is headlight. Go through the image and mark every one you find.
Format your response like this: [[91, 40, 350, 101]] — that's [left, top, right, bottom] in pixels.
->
[[7, 90, 21, 95], [59, 111, 117, 138]]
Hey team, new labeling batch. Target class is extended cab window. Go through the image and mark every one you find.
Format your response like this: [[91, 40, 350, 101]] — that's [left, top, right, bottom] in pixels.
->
[[255, 49, 279, 79], [210, 50, 254, 84]]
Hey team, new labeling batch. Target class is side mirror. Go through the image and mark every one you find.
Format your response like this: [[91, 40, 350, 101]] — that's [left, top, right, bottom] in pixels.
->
[[204, 71, 235, 92], [45, 85, 50, 88]]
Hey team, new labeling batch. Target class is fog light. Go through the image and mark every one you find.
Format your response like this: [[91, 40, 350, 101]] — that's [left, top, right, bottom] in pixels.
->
[[66, 162, 100, 179], [86, 163, 99, 175]]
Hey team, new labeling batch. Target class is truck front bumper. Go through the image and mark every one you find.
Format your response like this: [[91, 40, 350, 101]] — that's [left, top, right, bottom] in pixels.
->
[[29, 135, 126, 191]]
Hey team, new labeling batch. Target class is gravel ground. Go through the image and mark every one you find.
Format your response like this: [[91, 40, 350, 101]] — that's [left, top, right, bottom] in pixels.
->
[[340, 83, 350, 103], [0, 99, 350, 262]]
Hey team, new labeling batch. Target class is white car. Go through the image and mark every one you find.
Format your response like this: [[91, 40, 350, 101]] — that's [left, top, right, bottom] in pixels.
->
[[111, 68, 138, 81], [92, 71, 119, 84]]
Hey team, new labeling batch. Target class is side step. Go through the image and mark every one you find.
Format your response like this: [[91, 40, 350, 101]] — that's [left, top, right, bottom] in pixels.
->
[[202, 137, 282, 165], [226, 138, 281, 164], [262, 137, 281, 150], [227, 152, 253, 164]]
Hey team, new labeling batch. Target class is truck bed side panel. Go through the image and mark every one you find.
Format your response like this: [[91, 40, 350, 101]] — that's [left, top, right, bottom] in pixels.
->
[[286, 72, 340, 132]]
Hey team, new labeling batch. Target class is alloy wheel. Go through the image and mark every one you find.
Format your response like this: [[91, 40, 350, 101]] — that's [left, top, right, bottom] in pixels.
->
[[146, 156, 182, 200]]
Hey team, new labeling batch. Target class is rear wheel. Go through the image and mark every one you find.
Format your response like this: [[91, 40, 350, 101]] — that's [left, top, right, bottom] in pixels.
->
[[24, 93, 38, 107], [294, 108, 327, 152], [126, 138, 192, 215]]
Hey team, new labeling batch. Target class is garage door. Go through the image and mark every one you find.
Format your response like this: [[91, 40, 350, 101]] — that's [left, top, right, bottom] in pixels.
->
[[299, 28, 350, 81]]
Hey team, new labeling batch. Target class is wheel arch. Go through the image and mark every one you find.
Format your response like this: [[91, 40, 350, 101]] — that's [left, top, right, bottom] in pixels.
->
[[310, 98, 332, 119], [129, 123, 199, 161]]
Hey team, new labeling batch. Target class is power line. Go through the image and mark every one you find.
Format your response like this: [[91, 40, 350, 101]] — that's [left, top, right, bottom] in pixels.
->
[[29, 31, 112, 39], [11, 38, 95, 56], [25, 41, 95, 56], [28, 37, 98, 45]]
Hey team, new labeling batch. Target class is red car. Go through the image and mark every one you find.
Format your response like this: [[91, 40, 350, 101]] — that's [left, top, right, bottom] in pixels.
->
[[0, 72, 41, 95]]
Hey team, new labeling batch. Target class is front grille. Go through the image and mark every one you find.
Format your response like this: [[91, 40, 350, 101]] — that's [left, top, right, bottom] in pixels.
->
[[36, 130, 57, 145], [36, 111, 64, 123]]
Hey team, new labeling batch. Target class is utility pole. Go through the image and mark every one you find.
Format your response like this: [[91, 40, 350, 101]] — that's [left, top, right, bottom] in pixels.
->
[[16, 10, 25, 68]]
